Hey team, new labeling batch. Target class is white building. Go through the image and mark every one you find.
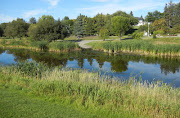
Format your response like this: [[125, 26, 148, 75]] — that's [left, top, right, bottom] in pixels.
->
[[135, 17, 145, 26]]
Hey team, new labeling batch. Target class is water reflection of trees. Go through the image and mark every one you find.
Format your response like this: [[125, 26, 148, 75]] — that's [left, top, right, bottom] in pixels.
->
[[3, 48, 180, 75]]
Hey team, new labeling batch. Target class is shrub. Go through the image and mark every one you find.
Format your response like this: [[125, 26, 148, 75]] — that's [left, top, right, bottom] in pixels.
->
[[132, 31, 144, 39]]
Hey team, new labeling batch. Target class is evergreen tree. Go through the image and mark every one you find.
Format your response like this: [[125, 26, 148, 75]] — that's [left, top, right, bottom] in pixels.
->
[[164, 1, 175, 28], [84, 17, 95, 36], [130, 11, 133, 16], [172, 2, 180, 27], [74, 14, 86, 38]]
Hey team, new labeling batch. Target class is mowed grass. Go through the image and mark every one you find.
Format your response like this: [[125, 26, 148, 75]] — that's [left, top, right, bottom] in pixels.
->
[[0, 61, 180, 118], [0, 88, 98, 118]]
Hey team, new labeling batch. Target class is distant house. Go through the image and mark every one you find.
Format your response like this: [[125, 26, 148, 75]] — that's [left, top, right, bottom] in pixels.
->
[[135, 17, 145, 26]]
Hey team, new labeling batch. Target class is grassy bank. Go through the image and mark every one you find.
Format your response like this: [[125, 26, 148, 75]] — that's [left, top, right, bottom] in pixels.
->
[[0, 88, 97, 118], [0, 38, 80, 52], [0, 61, 180, 117], [87, 38, 180, 56]]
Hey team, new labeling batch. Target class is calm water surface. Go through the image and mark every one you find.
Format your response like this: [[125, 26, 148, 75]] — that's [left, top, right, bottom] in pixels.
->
[[0, 48, 180, 87]]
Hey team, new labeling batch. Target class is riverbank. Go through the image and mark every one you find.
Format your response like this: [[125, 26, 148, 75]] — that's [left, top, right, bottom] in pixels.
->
[[0, 61, 179, 118], [87, 38, 180, 57], [0, 88, 97, 118], [0, 38, 81, 52]]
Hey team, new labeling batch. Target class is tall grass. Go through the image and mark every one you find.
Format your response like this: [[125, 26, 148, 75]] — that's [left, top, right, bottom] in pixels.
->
[[0, 38, 80, 52], [49, 41, 80, 51], [0, 61, 179, 117], [0, 39, 29, 46], [30, 41, 49, 50], [89, 40, 180, 56]]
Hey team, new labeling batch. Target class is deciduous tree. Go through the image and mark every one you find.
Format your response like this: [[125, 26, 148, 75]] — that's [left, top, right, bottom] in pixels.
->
[[99, 27, 109, 41], [111, 16, 130, 40]]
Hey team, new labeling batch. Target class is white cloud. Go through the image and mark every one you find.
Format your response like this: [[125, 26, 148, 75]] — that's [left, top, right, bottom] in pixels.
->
[[76, 0, 165, 17], [0, 14, 15, 23], [46, 0, 59, 7], [23, 9, 47, 18]]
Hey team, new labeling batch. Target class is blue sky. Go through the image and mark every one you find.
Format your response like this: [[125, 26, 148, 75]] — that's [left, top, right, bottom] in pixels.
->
[[0, 0, 179, 23]]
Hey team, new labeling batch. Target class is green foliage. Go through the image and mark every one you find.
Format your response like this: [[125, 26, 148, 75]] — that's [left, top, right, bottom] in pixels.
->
[[172, 2, 180, 27], [28, 15, 69, 41], [0, 25, 3, 37], [171, 25, 180, 34], [153, 18, 169, 33], [13, 61, 49, 78], [99, 27, 109, 41], [132, 31, 144, 39], [74, 14, 86, 38], [30, 41, 49, 50], [4, 18, 29, 39], [84, 17, 95, 36], [0, 62, 180, 118], [145, 10, 163, 22], [111, 16, 130, 39], [93, 13, 106, 34], [29, 17, 36, 24]]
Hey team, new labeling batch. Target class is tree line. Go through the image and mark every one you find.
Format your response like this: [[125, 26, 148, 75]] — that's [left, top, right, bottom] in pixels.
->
[[0, 10, 138, 41], [138, 1, 180, 36], [0, 1, 179, 41]]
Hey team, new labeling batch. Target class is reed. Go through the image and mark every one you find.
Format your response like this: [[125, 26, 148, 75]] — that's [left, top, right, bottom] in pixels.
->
[[0, 61, 179, 118], [89, 39, 180, 56], [49, 41, 79, 51], [0, 39, 80, 52]]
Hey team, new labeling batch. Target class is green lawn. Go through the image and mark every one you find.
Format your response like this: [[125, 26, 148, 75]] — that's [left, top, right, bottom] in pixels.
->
[[0, 88, 98, 118]]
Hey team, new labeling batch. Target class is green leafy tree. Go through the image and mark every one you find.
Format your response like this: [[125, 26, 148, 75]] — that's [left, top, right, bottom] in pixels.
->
[[4, 18, 29, 39], [111, 16, 130, 40], [99, 27, 109, 41], [15, 18, 29, 39], [93, 13, 106, 35], [112, 10, 138, 26], [4, 22, 16, 38], [28, 15, 56, 41], [153, 18, 169, 34], [27, 24, 38, 40], [29, 17, 36, 24], [145, 10, 163, 22], [0, 23, 8, 36]]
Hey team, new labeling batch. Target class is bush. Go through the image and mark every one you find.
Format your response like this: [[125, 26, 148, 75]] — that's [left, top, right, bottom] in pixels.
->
[[132, 31, 144, 39]]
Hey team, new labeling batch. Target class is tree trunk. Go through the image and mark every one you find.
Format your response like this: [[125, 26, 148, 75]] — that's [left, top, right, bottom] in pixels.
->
[[119, 32, 122, 40]]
